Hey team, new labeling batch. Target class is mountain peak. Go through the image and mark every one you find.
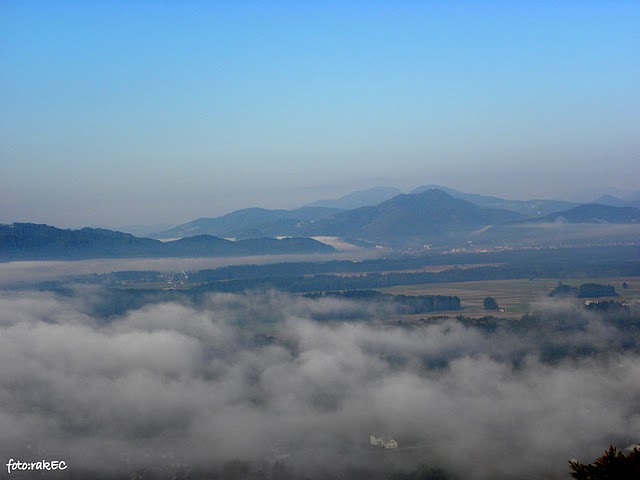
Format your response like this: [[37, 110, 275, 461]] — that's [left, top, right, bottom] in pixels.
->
[[591, 194, 627, 207], [303, 187, 523, 245], [305, 186, 403, 210]]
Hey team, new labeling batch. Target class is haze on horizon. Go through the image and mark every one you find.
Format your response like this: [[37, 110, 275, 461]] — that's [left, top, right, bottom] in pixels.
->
[[1, 1, 639, 228]]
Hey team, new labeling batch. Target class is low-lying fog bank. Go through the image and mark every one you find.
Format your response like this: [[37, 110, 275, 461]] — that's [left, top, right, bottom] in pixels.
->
[[0, 249, 380, 288], [0, 290, 638, 479]]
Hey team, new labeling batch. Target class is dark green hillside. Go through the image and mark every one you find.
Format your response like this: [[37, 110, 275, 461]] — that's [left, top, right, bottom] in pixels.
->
[[155, 206, 341, 239], [0, 223, 335, 260], [0, 223, 164, 259], [162, 235, 336, 257]]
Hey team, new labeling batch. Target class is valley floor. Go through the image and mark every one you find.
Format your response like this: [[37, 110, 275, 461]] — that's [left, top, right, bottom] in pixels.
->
[[380, 276, 639, 317]]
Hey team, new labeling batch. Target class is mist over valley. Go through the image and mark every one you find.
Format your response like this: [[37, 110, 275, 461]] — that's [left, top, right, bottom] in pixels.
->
[[1, 287, 639, 479], [2, 2, 639, 478]]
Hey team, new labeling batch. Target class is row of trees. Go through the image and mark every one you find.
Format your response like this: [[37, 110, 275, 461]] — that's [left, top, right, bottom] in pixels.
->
[[306, 290, 461, 313], [187, 245, 640, 285], [550, 282, 618, 298]]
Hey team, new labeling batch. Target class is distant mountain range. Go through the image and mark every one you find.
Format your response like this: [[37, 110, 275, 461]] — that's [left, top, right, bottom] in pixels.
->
[[480, 204, 640, 246], [518, 204, 640, 224], [301, 188, 524, 245], [6, 187, 640, 259], [590, 194, 640, 209], [155, 189, 527, 245], [112, 223, 176, 238], [0, 223, 335, 261], [117, 185, 640, 242], [154, 184, 588, 240], [154, 206, 341, 239], [305, 183, 577, 215], [152, 186, 640, 248], [411, 184, 577, 216], [304, 186, 403, 210]]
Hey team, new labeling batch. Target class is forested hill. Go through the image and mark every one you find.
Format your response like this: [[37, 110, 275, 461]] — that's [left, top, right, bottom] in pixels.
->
[[154, 206, 341, 239], [0, 223, 335, 260], [301, 188, 524, 244]]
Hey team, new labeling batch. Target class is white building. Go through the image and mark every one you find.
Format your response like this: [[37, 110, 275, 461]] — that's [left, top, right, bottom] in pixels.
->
[[369, 434, 398, 449]]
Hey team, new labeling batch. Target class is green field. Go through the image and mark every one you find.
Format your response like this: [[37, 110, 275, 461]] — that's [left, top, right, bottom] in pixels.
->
[[379, 276, 639, 317]]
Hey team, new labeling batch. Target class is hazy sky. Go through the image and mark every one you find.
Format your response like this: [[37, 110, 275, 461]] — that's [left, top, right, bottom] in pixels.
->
[[1, 1, 639, 227]]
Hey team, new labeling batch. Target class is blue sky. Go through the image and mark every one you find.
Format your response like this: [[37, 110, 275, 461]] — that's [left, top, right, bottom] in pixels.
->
[[1, 1, 639, 227]]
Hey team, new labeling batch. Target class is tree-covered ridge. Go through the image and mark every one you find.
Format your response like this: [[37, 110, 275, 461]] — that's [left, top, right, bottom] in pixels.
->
[[189, 263, 638, 295], [531, 203, 640, 224], [304, 290, 461, 314], [550, 282, 618, 298], [155, 205, 342, 239], [0, 223, 163, 258], [0, 223, 335, 260]]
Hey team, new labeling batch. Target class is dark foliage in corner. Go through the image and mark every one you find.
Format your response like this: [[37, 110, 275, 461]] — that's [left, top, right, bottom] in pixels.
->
[[569, 445, 640, 480]]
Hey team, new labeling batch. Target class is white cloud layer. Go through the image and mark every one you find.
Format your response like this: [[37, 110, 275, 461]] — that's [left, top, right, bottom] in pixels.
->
[[0, 291, 638, 479]]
